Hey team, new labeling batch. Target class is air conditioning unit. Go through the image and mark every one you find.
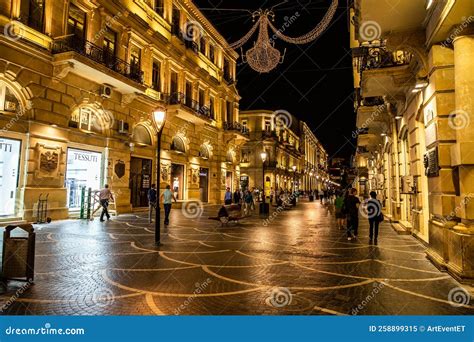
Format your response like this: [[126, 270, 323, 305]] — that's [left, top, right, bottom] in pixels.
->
[[118, 120, 129, 134], [100, 85, 113, 98]]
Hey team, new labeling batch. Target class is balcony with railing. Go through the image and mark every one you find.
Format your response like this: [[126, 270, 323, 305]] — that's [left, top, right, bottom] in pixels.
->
[[262, 130, 278, 140], [353, 43, 415, 98], [223, 122, 249, 138], [52, 36, 144, 89], [166, 92, 213, 123], [223, 73, 235, 85]]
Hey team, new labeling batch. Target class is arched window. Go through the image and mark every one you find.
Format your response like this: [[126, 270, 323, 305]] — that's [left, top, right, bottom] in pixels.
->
[[0, 82, 21, 113], [199, 144, 210, 159], [171, 136, 186, 153], [70, 106, 107, 133], [133, 125, 152, 145]]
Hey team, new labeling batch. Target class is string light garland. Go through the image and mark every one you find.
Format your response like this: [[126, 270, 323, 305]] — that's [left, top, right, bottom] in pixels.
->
[[227, 0, 339, 73]]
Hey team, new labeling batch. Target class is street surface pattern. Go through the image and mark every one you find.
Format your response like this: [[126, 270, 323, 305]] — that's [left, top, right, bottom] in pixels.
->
[[1, 201, 473, 315]]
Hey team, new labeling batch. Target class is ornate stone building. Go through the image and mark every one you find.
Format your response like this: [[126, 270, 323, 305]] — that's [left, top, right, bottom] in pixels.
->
[[238, 110, 328, 195], [350, 0, 474, 280], [0, 0, 243, 222]]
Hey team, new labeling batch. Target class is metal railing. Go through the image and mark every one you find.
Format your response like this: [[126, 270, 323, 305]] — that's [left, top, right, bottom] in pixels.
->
[[353, 45, 413, 73], [166, 92, 212, 120], [52, 36, 144, 84], [223, 122, 249, 135]]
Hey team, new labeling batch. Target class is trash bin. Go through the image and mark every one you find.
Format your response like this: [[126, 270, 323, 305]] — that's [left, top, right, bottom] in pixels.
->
[[2, 224, 35, 282], [309, 195, 314, 202]]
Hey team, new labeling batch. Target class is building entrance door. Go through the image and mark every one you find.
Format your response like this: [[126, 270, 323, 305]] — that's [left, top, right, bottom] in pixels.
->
[[130, 157, 152, 208], [199, 168, 209, 203]]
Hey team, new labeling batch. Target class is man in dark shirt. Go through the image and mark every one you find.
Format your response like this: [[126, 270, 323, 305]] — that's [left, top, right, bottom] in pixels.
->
[[345, 188, 361, 240], [148, 184, 157, 223]]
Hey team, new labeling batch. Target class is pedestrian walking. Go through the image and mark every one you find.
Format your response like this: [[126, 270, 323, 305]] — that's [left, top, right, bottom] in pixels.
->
[[99, 184, 114, 222], [147, 184, 157, 223], [319, 189, 324, 204], [334, 190, 345, 229], [367, 191, 383, 244], [161, 184, 177, 226], [270, 187, 275, 204], [224, 187, 232, 205], [244, 190, 254, 214], [233, 188, 241, 204], [345, 188, 361, 240]]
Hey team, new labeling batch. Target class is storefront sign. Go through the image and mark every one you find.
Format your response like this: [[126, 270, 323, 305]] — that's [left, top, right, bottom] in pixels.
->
[[0, 138, 21, 216]]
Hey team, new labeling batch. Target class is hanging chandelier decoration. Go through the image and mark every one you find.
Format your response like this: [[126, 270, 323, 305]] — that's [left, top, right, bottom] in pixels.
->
[[228, 0, 338, 73]]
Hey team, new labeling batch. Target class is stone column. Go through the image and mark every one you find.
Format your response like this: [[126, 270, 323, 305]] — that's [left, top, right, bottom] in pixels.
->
[[445, 31, 474, 279]]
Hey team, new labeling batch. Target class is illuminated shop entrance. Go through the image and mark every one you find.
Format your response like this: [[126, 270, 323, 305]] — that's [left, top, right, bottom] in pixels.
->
[[226, 171, 233, 191], [130, 157, 152, 208], [240, 176, 249, 191], [65, 148, 102, 209], [0, 138, 21, 217], [171, 164, 185, 200], [199, 168, 209, 203]]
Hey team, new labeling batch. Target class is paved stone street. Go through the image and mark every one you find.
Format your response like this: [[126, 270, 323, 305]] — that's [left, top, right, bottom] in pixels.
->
[[1, 200, 473, 315]]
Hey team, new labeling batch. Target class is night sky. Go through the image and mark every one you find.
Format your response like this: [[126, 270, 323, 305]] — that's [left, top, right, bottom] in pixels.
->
[[193, 0, 356, 161]]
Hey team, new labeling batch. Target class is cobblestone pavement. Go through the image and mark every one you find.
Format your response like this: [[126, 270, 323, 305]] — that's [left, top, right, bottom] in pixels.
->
[[1, 200, 473, 315]]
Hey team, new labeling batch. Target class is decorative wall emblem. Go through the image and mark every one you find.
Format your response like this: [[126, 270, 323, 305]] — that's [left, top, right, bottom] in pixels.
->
[[35, 143, 62, 179], [161, 164, 169, 182], [114, 160, 125, 179], [191, 168, 199, 184]]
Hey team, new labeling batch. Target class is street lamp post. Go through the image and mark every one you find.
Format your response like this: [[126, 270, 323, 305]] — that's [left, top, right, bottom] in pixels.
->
[[152, 107, 166, 246], [292, 165, 297, 206], [259, 151, 269, 217]]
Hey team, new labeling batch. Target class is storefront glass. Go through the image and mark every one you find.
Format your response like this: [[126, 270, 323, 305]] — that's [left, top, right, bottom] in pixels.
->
[[65, 148, 102, 209], [0, 138, 21, 217], [171, 164, 185, 200]]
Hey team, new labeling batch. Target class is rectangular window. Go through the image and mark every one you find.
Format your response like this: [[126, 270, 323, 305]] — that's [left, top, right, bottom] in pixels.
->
[[209, 96, 215, 118], [171, 6, 180, 35], [209, 44, 215, 63], [67, 3, 86, 41], [198, 89, 205, 108], [226, 101, 233, 123], [152, 60, 161, 91], [155, 0, 164, 16], [185, 81, 193, 107], [130, 45, 141, 74], [242, 120, 248, 132], [200, 37, 206, 55], [103, 28, 117, 67], [170, 71, 178, 94], [20, 0, 45, 32], [264, 119, 271, 132]]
